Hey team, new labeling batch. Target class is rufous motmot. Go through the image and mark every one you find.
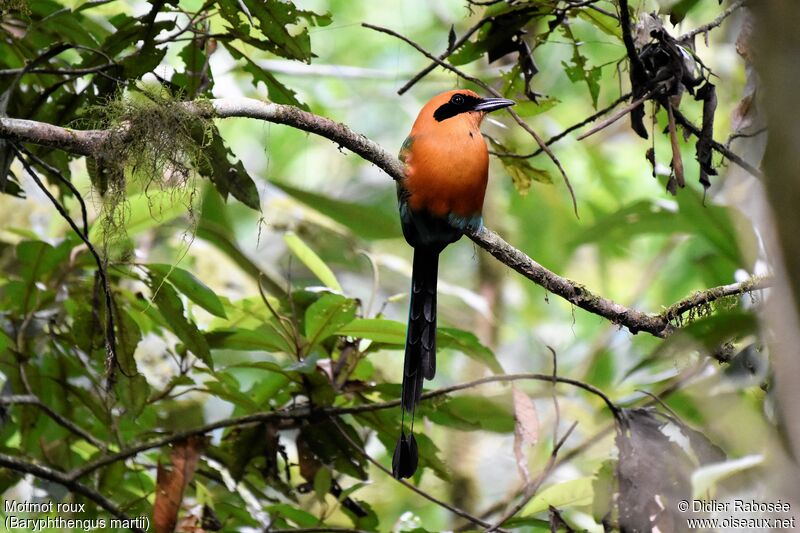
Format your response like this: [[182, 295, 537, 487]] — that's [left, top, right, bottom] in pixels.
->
[[392, 89, 514, 479]]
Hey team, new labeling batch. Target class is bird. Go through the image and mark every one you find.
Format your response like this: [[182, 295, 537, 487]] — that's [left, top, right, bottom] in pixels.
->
[[392, 89, 514, 479]]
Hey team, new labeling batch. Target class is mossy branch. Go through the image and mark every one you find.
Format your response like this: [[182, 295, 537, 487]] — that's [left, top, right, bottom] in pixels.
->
[[0, 97, 769, 337]]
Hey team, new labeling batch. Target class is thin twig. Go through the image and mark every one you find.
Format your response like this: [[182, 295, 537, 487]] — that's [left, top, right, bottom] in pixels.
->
[[576, 91, 653, 140], [15, 144, 89, 235], [662, 276, 770, 323], [69, 372, 617, 481], [0, 395, 108, 450], [0, 64, 115, 76], [398, 17, 488, 95], [671, 107, 763, 179], [492, 92, 631, 159], [329, 418, 507, 532], [13, 146, 120, 386], [485, 422, 578, 531], [0, 454, 143, 532], [679, 0, 746, 42]]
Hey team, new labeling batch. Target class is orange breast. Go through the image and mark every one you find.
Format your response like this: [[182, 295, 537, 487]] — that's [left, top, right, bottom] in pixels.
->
[[403, 122, 489, 218]]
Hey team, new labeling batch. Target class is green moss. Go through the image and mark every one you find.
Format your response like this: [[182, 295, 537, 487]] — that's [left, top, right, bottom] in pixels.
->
[[88, 87, 214, 257]]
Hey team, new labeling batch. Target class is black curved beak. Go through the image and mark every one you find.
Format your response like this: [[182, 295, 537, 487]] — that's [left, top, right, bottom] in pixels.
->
[[473, 97, 516, 113]]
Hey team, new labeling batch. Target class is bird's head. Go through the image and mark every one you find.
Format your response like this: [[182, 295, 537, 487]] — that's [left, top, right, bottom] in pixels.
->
[[413, 89, 515, 130]]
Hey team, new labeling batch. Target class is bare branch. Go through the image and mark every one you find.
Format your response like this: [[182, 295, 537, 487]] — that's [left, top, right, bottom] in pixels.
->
[[0, 98, 768, 337], [13, 146, 120, 387], [0, 394, 107, 449], [68, 371, 617, 481], [679, 0, 746, 42], [662, 277, 770, 323], [576, 91, 653, 140], [0, 454, 143, 532], [492, 92, 631, 159]]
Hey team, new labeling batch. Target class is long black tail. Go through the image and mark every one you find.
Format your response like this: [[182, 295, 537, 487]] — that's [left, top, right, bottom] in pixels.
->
[[393, 246, 438, 479], [403, 246, 439, 411]]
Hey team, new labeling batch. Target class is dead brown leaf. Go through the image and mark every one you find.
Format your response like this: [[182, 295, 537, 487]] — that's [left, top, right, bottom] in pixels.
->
[[154, 436, 206, 533], [512, 385, 539, 484]]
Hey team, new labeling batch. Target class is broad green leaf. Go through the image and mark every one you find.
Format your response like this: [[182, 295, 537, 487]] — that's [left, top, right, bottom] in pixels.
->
[[667, 0, 703, 24], [150, 277, 213, 369], [115, 373, 150, 417], [304, 293, 357, 350], [336, 318, 406, 345], [561, 26, 602, 108], [439, 328, 504, 374], [266, 504, 319, 528], [219, 0, 330, 62], [272, 181, 399, 240], [205, 325, 293, 354], [194, 125, 260, 210], [513, 97, 560, 118], [521, 477, 594, 517], [225, 44, 308, 109], [424, 395, 514, 433], [148, 263, 227, 318], [16, 239, 72, 284], [114, 307, 142, 376], [284, 231, 342, 291], [313, 467, 332, 501], [299, 418, 368, 479], [205, 378, 259, 411]]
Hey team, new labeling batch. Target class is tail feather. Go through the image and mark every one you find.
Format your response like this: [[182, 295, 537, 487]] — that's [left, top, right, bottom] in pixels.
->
[[401, 247, 439, 413]]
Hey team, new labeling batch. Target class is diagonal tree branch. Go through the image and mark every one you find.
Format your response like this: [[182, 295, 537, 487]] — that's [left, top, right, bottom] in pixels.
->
[[0, 98, 768, 338], [0, 454, 143, 532]]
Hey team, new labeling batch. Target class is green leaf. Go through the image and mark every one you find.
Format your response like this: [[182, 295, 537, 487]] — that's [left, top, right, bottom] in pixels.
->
[[194, 125, 261, 210], [205, 373, 259, 411], [266, 504, 319, 528], [561, 26, 602, 108], [313, 467, 332, 501], [513, 97, 560, 118], [299, 418, 368, 479], [272, 181, 399, 240], [438, 328, 504, 374], [205, 325, 293, 354], [174, 39, 214, 97], [304, 293, 357, 350], [667, 0, 702, 24], [149, 277, 213, 369], [219, 0, 331, 62], [336, 318, 406, 345], [424, 395, 514, 433], [147, 263, 227, 318], [16, 239, 72, 284], [225, 44, 308, 109], [521, 477, 594, 517], [114, 307, 142, 376], [115, 373, 150, 417], [284, 231, 342, 291]]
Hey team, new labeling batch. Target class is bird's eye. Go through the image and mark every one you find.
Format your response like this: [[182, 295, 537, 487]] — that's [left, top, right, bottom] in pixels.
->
[[451, 94, 465, 105]]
